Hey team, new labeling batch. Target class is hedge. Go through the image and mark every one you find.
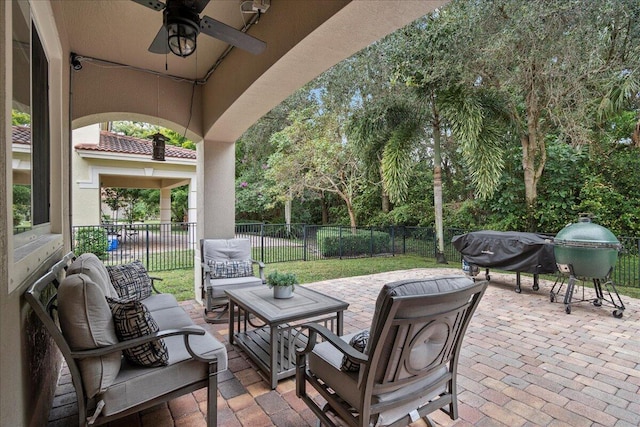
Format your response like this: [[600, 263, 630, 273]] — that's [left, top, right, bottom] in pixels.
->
[[318, 228, 391, 257]]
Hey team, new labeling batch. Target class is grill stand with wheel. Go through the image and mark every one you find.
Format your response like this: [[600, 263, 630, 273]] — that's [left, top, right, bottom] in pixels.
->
[[550, 264, 625, 318]]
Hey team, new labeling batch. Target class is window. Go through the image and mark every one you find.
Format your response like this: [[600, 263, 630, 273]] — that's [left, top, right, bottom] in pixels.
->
[[11, 0, 50, 234], [11, 0, 31, 233], [31, 24, 50, 225]]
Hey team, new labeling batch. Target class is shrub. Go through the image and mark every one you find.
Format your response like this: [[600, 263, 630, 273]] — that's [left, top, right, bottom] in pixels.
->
[[74, 227, 108, 260], [317, 227, 391, 257]]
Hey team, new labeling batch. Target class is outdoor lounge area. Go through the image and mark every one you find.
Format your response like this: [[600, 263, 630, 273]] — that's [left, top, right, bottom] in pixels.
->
[[48, 269, 640, 427], [4, 2, 640, 426]]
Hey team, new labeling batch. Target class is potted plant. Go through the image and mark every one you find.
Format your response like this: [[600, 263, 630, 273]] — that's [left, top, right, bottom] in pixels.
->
[[266, 271, 298, 299]]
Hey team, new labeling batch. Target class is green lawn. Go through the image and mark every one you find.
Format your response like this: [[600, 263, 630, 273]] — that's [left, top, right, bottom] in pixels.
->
[[152, 254, 640, 301], [152, 255, 442, 301]]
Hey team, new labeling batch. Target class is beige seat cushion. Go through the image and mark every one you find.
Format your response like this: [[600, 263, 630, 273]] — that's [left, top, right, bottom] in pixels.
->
[[68, 253, 119, 299], [100, 324, 227, 416], [58, 273, 121, 398], [309, 331, 448, 426], [141, 293, 180, 312], [206, 276, 263, 298]]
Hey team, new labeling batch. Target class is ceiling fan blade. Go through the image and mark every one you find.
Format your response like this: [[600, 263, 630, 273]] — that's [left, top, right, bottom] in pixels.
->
[[131, 0, 166, 12], [192, 0, 210, 14], [148, 26, 170, 54], [200, 16, 266, 55]]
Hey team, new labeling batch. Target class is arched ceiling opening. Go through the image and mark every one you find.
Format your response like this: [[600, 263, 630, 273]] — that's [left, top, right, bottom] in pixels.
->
[[59, 1, 447, 145]]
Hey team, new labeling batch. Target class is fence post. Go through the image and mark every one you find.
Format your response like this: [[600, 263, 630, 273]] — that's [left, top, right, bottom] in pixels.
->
[[303, 225, 307, 262], [339, 226, 343, 260], [260, 223, 265, 263], [403, 227, 406, 255], [432, 227, 437, 259], [145, 223, 150, 271], [391, 226, 395, 257], [370, 227, 374, 257]]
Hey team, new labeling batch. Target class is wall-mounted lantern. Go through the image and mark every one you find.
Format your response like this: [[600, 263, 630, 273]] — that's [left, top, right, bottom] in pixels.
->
[[152, 133, 167, 161]]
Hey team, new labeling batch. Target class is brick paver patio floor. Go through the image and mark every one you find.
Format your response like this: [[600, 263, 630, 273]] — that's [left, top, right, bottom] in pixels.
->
[[48, 268, 640, 427]]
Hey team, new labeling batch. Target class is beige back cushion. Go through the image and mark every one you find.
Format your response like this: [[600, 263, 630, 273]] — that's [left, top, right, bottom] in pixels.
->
[[202, 239, 251, 263], [58, 273, 121, 398], [68, 253, 119, 298]]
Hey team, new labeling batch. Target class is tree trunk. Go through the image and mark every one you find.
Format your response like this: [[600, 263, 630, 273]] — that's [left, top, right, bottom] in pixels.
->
[[345, 199, 357, 228], [379, 164, 390, 213], [284, 196, 292, 234], [321, 197, 329, 224], [521, 87, 547, 231], [381, 192, 390, 213], [432, 112, 447, 264]]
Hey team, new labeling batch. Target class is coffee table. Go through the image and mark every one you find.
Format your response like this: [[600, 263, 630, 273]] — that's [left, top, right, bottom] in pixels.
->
[[226, 286, 349, 389]]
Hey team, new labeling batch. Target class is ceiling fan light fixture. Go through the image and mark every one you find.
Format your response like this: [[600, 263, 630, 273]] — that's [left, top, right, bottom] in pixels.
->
[[167, 18, 199, 57]]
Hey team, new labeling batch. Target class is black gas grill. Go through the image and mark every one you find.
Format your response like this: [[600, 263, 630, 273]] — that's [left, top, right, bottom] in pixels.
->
[[452, 231, 556, 293]]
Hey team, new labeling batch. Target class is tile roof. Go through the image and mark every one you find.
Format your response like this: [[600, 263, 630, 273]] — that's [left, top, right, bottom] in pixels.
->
[[76, 131, 196, 160], [12, 125, 31, 144], [12, 125, 196, 160]]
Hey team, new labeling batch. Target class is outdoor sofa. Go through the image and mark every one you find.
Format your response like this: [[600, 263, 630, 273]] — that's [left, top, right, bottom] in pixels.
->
[[25, 252, 227, 426]]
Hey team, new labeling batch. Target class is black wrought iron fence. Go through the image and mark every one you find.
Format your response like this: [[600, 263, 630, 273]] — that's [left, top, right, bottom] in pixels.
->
[[72, 222, 640, 287], [72, 223, 197, 271]]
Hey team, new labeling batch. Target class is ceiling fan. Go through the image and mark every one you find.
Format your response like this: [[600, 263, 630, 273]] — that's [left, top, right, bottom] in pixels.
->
[[132, 0, 266, 58]]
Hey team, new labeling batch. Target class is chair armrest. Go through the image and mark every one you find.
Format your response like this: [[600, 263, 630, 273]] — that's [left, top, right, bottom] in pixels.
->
[[149, 276, 163, 294], [201, 262, 211, 273], [70, 327, 206, 359], [251, 259, 266, 283], [296, 323, 368, 365]]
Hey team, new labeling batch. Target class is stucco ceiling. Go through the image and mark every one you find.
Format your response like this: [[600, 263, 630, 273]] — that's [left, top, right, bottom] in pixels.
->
[[60, 1, 448, 142], [59, 0, 259, 80]]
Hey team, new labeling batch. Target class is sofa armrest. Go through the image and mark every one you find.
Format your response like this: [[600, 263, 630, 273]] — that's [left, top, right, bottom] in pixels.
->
[[149, 276, 163, 294], [70, 327, 208, 359]]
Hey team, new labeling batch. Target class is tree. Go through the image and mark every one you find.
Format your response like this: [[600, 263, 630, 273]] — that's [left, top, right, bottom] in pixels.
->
[[13, 185, 31, 226], [462, 0, 640, 227], [102, 188, 153, 223], [384, 8, 509, 261], [171, 186, 189, 222], [111, 121, 195, 149], [12, 109, 31, 125], [102, 188, 126, 222], [267, 108, 365, 228], [235, 90, 313, 222]]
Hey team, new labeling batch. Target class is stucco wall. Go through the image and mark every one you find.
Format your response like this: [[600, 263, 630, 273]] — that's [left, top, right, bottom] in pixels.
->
[[1, 1, 70, 425], [2, 1, 446, 425], [72, 145, 196, 226]]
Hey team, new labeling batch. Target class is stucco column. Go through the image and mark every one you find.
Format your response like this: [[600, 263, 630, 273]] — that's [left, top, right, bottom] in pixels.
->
[[159, 187, 171, 223], [187, 180, 197, 224], [194, 138, 235, 304], [198, 139, 235, 239]]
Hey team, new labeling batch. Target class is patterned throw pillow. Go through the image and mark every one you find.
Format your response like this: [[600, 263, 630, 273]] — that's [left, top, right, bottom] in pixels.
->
[[106, 261, 152, 301], [209, 260, 253, 279], [341, 330, 369, 372], [107, 298, 169, 367]]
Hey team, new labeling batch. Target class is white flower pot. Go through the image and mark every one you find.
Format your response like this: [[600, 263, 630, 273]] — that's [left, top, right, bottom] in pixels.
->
[[273, 285, 294, 299]]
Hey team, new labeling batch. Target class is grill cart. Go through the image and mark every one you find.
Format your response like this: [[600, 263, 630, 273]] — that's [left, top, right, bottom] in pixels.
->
[[552, 215, 625, 317], [452, 231, 556, 293]]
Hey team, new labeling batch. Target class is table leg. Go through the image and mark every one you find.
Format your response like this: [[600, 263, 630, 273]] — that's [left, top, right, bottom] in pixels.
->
[[270, 324, 277, 389], [228, 300, 236, 345], [337, 310, 344, 336]]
